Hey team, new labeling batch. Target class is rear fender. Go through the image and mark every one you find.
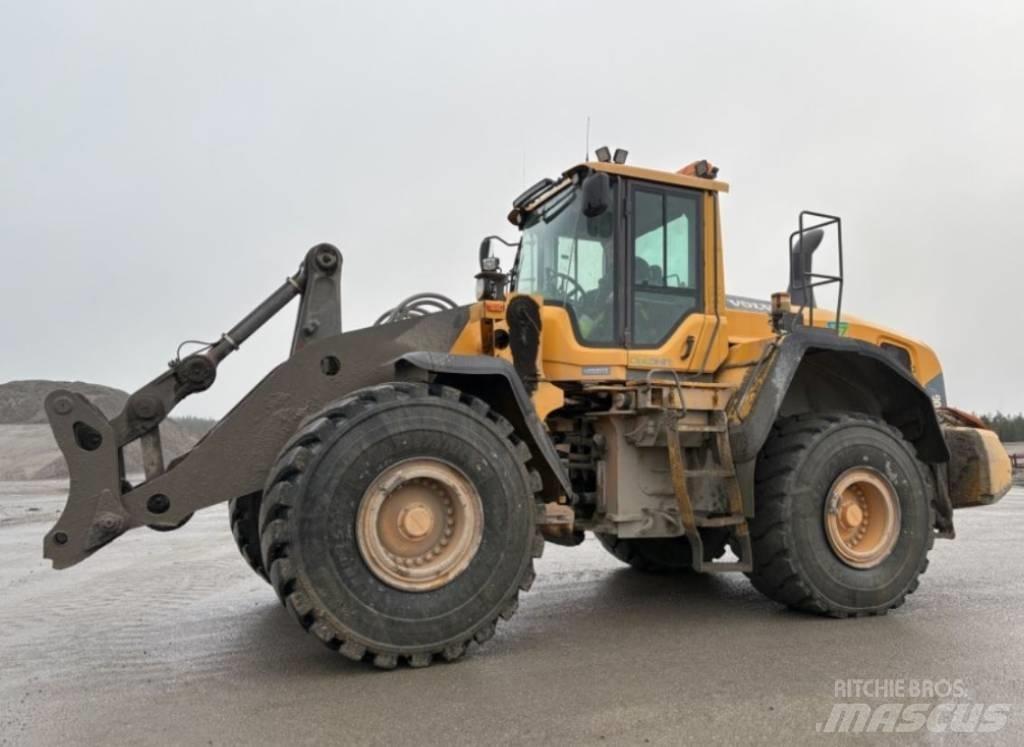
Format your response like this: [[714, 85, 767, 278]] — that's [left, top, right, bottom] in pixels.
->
[[729, 327, 952, 532], [730, 328, 948, 464]]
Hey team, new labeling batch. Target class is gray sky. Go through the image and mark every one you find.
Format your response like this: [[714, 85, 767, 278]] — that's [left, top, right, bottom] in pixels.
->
[[2, 0, 1022, 417]]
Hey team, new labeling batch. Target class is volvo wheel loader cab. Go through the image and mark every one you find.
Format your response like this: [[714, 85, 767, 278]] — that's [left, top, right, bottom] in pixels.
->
[[43, 149, 1013, 668]]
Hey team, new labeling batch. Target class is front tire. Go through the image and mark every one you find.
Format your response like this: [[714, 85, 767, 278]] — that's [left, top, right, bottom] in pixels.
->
[[259, 382, 542, 668], [748, 413, 935, 617], [228, 492, 267, 581]]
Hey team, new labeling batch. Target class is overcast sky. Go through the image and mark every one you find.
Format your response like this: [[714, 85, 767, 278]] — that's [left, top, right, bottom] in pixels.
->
[[2, 1, 1022, 417]]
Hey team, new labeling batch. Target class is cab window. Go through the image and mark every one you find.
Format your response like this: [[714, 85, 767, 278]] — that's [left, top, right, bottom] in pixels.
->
[[631, 187, 701, 346], [515, 181, 617, 345]]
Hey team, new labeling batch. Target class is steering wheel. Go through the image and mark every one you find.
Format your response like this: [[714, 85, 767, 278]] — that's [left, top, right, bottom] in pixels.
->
[[553, 272, 586, 303]]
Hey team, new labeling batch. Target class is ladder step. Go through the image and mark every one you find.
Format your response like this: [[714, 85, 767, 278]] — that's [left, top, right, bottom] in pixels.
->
[[685, 469, 736, 479], [696, 515, 747, 527], [665, 412, 754, 576], [675, 424, 727, 433]]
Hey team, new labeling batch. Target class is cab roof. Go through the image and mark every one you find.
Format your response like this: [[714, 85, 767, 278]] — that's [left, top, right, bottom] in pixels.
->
[[584, 161, 730, 193], [507, 160, 730, 225]]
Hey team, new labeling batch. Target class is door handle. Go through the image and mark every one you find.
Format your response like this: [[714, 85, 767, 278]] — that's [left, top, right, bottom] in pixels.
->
[[680, 335, 696, 360]]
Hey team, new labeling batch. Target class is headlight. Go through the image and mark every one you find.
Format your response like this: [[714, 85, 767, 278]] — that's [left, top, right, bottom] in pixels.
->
[[475, 277, 487, 300]]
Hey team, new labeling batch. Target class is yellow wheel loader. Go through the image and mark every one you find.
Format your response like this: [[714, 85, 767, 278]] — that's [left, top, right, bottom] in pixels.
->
[[43, 150, 1012, 669]]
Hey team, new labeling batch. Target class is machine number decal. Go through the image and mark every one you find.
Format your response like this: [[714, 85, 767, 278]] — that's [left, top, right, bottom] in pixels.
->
[[631, 356, 671, 367]]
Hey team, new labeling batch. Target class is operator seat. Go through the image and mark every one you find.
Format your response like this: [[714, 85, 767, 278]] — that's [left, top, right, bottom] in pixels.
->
[[634, 257, 652, 285]]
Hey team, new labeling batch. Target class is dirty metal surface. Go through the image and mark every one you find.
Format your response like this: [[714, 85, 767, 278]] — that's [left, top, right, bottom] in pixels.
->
[[44, 307, 469, 568]]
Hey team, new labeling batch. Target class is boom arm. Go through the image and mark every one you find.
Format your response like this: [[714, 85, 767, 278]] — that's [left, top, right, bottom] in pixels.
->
[[43, 243, 343, 567]]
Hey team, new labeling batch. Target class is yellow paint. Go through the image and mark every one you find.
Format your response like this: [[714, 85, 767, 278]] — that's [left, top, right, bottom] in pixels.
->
[[539, 305, 629, 372], [451, 158, 945, 404], [978, 428, 1013, 499], [532, 381, 565, 420], [721, 305, 943, 386], [585, 161, 730, 193], [449, 303, 485, 356]]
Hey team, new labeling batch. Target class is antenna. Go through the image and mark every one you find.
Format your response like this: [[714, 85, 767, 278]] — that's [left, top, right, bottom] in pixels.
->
[[585, 115, 590, 160]]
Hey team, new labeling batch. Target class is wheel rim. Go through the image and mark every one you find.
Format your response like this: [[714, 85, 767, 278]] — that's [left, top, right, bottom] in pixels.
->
[[356, 458, 484, 592], [824, 467, 901, 569]]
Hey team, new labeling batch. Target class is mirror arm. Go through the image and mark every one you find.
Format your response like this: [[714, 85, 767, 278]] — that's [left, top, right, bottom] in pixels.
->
[[478, 235, 520, 264]]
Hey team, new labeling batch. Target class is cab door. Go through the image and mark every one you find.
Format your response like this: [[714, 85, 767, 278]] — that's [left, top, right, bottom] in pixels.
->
[[625, 182, 725, 373]]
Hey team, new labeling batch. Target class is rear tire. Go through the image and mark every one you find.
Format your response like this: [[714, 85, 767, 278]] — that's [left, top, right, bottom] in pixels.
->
[[748, 413, 935, 617], [258, 382, 542, 668], [228, 492, 268, 582]]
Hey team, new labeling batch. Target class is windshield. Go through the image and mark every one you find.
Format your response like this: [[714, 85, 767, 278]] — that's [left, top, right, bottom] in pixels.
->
[[513, 181, 617, 345]]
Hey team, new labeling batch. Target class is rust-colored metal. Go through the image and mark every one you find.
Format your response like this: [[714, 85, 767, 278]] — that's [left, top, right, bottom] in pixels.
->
[[537, 502, 576, 543], [665, 415, 699, 541], [676, 159, 720, 179], [355, 458, 484, 592], [937, 406, 988, 430], [824, 468, 901, 569]]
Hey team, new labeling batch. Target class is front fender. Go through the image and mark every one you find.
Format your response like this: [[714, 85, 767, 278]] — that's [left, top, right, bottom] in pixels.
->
[[394, 351, 572, 502]]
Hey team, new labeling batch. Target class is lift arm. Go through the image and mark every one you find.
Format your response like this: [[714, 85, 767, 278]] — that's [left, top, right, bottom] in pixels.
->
[[43, 244, 343, 568]]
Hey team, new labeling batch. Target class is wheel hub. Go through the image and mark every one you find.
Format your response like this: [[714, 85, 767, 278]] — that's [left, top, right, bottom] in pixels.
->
[[397, 503, 434, 540], [839, 502, 864, 528], [356, 458, 484, 592], [824, 467, 901, 569]]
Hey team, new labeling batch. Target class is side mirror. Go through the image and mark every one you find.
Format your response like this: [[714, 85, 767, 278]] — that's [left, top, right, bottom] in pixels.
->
[[476, 236, 517, 301], [788, 228, 825, 308], [478, 236, 494, 268], [478, 235, 518, 271], [582, 172, 611, 217]]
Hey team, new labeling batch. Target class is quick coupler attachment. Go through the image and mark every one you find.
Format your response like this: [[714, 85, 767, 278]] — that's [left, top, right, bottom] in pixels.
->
[[42, 390, 135, 569]]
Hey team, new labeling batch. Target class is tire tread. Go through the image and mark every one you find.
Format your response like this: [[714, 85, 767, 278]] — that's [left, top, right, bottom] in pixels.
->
[[228, 492, 268, 582], [259, 381, 543, 669], [747, 412, 935, 617]]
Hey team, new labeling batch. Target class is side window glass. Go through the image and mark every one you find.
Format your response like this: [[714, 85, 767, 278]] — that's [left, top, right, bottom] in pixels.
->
[[665, 195, 693, 288], [555, 237, 613, 343], [634, 191, 664, 283], [632, 188, 701, 345], [517, 237, 538, 292]]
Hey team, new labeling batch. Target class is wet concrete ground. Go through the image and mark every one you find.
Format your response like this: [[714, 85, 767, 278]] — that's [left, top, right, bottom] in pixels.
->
[[1, 486, 1022, 745]]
